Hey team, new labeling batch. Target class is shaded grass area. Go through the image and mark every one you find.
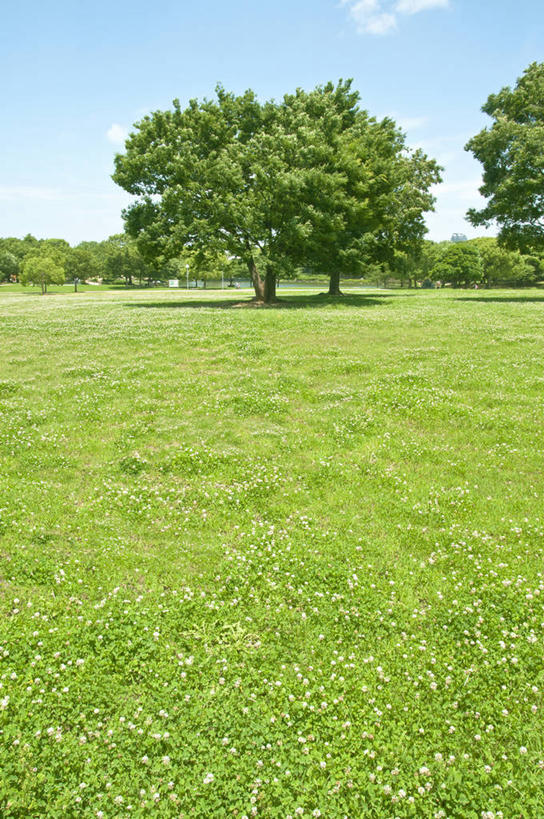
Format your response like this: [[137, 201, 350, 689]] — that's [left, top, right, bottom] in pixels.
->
[[125, 293, 392, 310], [0, 288, 544, 817]]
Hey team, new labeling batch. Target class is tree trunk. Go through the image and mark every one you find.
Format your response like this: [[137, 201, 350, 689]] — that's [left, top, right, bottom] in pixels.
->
[[247, 258, 265, 301], [328, 270, 343, 296], [264, 266, 277, 303]]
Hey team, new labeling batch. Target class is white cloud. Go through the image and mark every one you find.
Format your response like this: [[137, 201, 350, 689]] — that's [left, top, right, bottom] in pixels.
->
[[342, 0, 396, 34], [395, 0, 448, 14], [106, 123, 128, 146], [365, 12, 397, 33], [342, 0, 449, 35]]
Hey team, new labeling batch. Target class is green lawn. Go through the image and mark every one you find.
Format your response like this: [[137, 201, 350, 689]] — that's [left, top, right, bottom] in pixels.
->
[[1, 288, 543, 818]]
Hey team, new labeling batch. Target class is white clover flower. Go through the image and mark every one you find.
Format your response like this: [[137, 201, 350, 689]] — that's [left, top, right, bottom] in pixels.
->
[[419, 766, 430, 776], [520, 746, 528, 755], [203, 772, 214, 784]]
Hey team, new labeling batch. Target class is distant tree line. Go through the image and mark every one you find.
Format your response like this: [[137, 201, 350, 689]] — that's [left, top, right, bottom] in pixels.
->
[[1, 231, 543, 292], [387, 237, 543, 289], [0, 234, 156, 290], [0, 234, 237, 291]]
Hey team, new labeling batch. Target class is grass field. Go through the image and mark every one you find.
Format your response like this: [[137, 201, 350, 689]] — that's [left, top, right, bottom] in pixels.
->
[[1, 288, 543, 818]]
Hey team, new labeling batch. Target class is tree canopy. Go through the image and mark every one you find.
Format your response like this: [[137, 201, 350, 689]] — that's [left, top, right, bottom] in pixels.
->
[[466, 62, 544, 253], [431, 243, 482, 288], [20, 255, 65, 294], [0, 251, 19, 282], [113, 81, 441, 302]]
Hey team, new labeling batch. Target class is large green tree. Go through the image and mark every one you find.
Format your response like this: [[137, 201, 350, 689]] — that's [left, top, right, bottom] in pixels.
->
[[466, 62, 544, 252], [263, 85, 440, 296], [113, 81, 440, 303]]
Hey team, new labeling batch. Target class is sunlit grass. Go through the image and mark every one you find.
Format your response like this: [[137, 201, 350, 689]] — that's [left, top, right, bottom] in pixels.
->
[[1, 288, 543, 817]]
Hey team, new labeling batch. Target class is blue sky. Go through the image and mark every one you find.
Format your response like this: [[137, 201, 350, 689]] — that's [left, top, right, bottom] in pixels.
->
[[1, 0, 543, 244]]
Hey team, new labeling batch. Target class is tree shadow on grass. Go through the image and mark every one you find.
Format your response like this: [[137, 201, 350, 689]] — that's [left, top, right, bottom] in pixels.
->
[[125, 293, 391, 311], [455, 295, 544, 304]]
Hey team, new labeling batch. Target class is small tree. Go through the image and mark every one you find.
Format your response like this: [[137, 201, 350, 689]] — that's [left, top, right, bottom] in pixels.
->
[[390, 249, 419, 288], [20, 255, 65, 294], [468, 237, 531, 288], [519, 254, 543, 285], [432, 244, 482, 288], [102, 234, 151, 285], [189, 247, 229, 288], [64, 248, 99, 291]]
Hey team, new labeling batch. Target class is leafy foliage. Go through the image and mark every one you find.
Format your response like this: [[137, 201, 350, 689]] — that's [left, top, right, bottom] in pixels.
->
[[64, 248, 100, 286], [469, 237, 534, 287], [431, 243, 482, 287], [20, 255, 65, 294], [101, 234, 153, 285], [466, 62, 544, 252], [113, 81, 440, 301], [0, 251, 19, 282]]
